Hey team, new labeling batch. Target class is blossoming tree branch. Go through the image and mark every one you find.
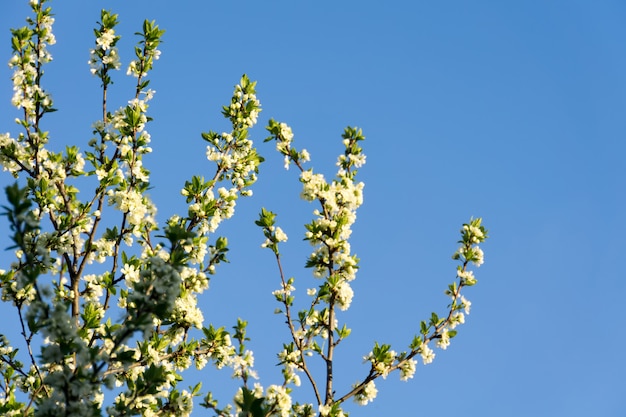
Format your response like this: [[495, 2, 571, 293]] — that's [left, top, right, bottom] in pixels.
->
[[0, 2, 488, 416]]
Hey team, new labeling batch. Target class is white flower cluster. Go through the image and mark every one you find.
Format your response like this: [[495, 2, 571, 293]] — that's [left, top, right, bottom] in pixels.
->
[[0, 133, 28, 175], [1, 264, 37, 305], [448, 295, 471, 331], [93, 92, 159, 237], [456, 268, 476, 285], [272, 278, 295, 300], [362, 343, 418, 384], [318, 403, 348, 417], [87, 237, 115, 264], [399, 358, 417, 381], [108, 188, 154, 227], [258, 126, 371, 414], [88, 12, 121, 78], [300, 156, 364, 312], [127, 49, 161, 78], [266, 119, 311, 170], [206, 136, 261, 185], [363, 346, 396, 379], [206, 139, 261, 191], [353, 380, 378, 405], [277, 345, 303, 388], [10, 59, 42, 112], [184, 185, 238, 235], [417, 217, 487, 368], [8, 6, 55, 121], [227, 80, 261, 128], [265, 385, 292, 417], [108, 360, 194, 417], [334, 280, 354, 311], [262, 225, 288, 249], [453, 219, 487, 271], [337, 136, 366, 175], [34, 14, 55, 52], [275, 122, 294, 169], [419, 343, 435, 365], [89, 30, 120, 75], [0, 134, 85, 183], [231, 349, 258, 380], [171, 292, 204, 329], [96, 28, 116, 50], [301, 307, 337, 341], [436, 328, 451, 350]]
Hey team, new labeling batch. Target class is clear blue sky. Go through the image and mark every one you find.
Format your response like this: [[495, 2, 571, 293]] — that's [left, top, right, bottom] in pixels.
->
[[1, 1, 625, 416]]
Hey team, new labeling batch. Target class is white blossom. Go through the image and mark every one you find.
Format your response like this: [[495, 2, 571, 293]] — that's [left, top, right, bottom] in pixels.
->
[[399, 358, 417, 381], [354, 380, 377, 405], [420, 343, 435, 365]]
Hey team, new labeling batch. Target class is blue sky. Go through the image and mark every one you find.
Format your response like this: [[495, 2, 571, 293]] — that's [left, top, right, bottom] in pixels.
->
[[1, 1, 625, 416]]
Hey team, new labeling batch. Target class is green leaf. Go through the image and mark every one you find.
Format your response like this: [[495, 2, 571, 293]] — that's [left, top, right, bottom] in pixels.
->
[[420, 321, 428, 335]]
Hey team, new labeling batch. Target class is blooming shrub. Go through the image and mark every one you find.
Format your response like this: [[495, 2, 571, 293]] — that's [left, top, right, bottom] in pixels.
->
[[0, 2, 488, 416]]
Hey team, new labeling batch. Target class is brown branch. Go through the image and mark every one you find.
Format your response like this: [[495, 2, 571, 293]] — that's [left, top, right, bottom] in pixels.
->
[[273, 252, 322, 405]]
